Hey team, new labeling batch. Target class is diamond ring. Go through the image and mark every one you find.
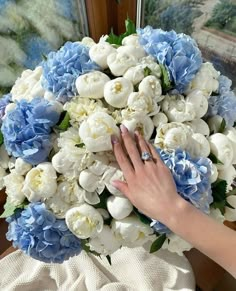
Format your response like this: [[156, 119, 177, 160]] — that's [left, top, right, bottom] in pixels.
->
[[141, 151, 153, 161]]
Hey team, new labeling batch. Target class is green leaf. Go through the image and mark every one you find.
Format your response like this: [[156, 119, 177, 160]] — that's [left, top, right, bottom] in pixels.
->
[[106, 255, 112, 265], [0, 199, 28, 218], [209, 153, 224, 165], [150, 234, 166, 253], [75, 143, 85, 148], [0, 130, 3, 146], [93, 190, 111, 210], [124, 18, 136, 35], [211, 179, 227, 214], [225, 201, 235, 209], [218, 118, 226, 133], [57, 111, 70, 130], [133, 208, 152, 225], [143, 66, 152, 77], [41, 53, 48, 61], [159, 64, 172, 91]]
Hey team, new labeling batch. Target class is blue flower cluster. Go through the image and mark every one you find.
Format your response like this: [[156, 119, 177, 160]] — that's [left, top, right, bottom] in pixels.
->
[[6, 202, 82, 263], [42, 42, 100, 103], [207, 75, 236, 127], [1, 98, 60, 165], [137, 26, 202, 93], [151, 148, 213, 234], [0, 93, 11, 124]]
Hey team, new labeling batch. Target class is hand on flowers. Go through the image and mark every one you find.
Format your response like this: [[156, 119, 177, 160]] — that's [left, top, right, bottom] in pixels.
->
[[111, 125, 181, 225]]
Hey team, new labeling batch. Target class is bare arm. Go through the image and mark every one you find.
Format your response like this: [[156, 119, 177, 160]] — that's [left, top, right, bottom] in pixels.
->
[[111, 126, 236, 278]]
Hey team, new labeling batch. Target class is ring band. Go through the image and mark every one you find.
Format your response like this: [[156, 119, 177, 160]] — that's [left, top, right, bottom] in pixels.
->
[[141, 151, 153, 161]]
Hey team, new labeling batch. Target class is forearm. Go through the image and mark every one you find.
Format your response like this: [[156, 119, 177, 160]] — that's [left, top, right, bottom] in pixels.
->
[[164, 197, 236, 277]]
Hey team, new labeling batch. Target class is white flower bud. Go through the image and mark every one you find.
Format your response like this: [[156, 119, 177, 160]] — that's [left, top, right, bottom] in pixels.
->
[[223, 127, 236, 164], [218, 165, 236, 192], [104, 77, 133, 108], [107, 51, 137, 76], [210, 164, 218, 183], [79, 169, 100, 192], [185, 90, 208, 119], [4, 171, 25, 206], [139, 75, 162, 102], [152, 112, 168, 128], [128, 92, 159, 115], [81, 36, 96, 47], [14, 158, 32, 175], [107, 196, 133, 220], [0, 145, 10, 169], [117, 45, 146, 60], [76, 71, 110, 99], [188, 133, 210, 158], [207, 115, 223, 134], [89, 42, 116, 69], [185, 119, 210, 136], [122, 34, 139, 46], [123, 65, 145, 85]]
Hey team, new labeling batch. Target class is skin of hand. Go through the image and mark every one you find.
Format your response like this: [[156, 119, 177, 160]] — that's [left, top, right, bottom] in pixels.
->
[[111, 125, 236, 278]]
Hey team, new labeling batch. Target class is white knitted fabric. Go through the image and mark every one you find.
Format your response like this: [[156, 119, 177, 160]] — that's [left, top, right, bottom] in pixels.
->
[[0, 247, 195, 291]]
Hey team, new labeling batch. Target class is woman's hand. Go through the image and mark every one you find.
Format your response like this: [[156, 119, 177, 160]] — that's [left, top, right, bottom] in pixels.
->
[[111, 125, 182, 224]]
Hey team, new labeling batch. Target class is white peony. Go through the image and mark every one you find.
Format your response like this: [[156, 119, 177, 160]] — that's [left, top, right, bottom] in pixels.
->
[[75, 71, 110, 99], [218, 165, 236, 192], [154, 122, 192, 150], [139, 55, 162, 78], [161, 94, 195, 122], [111, 215, 154, 247], [152, 112, 168, 128], [139, 75, 163, 102], [210, 164, 218, 183], [187, 133, 210, 158], [89, 42, 116, 69], [104, 77, 133, 108], [123, 65, 145, 85], [185, 119, 210, 136], [14, 158, 32, 175], [122, 34, 140, 46], [128, 91, 159, 115], [185, 90, 208, 119], [11, 66, 45, 102], [88, 225, 121, 256], [208, 133, 233, 170], [79, 169, 101, 193], [162, 233, 192, 256], [103, 165, 125, 196], [0, 167, 6, 190], [107, 51, 137, 76], [65, 204, 104, 239], [224, 195, 236, 221], [185, 62, 220, 97], [79, 112, 120, 152], [107, 196, 133, 220], [0, 145, 10, 169], [88, 154, 109, 176], [80, 37, 96, 47], [23, 162, 57, 202], [117, 45, 146, 60], [4, 171, 25, 206], [207, 115, 223, 134], [223, 127, 236, 164]]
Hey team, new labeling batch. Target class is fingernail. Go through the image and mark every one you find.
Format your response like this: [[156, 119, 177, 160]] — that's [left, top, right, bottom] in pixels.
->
[[120, 124, 128, 133], [111, 135, 119, 144], [134, 130, 140, 137]]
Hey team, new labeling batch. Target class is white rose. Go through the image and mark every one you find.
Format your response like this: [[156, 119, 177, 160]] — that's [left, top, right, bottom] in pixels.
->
[[107, 51, 137, 76], [79, 112, 120, 152], [152, 112, 168, 128], [185, 62, 220, 97], [104, 77, 133, 108], [88, 225, 121, 256], [117, 45, 146, 60], [89, 42, 116, 69], [80, 36, 96, 47], [11, 66, 45, 102], [139, 75, 163, 102], [161, 94, 195, 122], [185, 90, 208, 119], [122, 34, 139, 46], [0, 167, 7, 190], [76, 71, 110, 99], [107, 196, 133, 220], [123, 65, 145, 85], [23, 162, 57, 202], [0, 145, 10, 169], [122, 115, 154, 140], [162, 233, 192, 256], [139, 56, 161, 78], [208, 133, 233, 170], [4, 171, 25, 206], [207, 115, 223, 134], [65, 204, 104, 239], [223, 127, 236, 164], [111, 215, 154, 247], [210, 164, 218, 183], [187, 133, 210, 158], [14, 158, 32, 175], [185, 119, 210, 136], [218, 165, 236, 192], [155, 122, 192, 150], [128, 92, 159, 115], [224, 196, 236, 221]]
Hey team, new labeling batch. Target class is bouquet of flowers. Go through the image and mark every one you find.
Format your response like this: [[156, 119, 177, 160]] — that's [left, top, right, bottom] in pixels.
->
[[1, 20, 236, 263]]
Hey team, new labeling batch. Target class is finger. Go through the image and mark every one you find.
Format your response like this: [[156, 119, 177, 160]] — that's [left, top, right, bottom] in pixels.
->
[[120, 124, 143, 170], [111, 135, 134, 180], [111, 180, 130, 198], [134, 130, 155, 164], [147, 142, 164, 164]]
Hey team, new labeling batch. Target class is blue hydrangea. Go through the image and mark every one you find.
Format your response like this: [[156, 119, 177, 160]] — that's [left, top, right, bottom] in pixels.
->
[[1, 98, 60, 164], [0, 93, 11, 124], [151, 148, 213, 234], [207, 75, 236, 127], [137, 26, 202, 93], [42, 42, 101, 103], [6, 202, 82, 263]]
